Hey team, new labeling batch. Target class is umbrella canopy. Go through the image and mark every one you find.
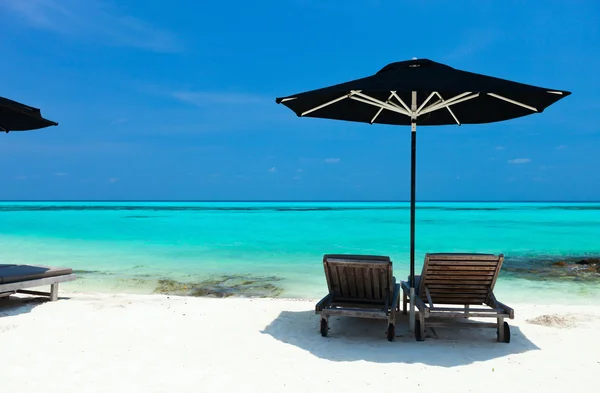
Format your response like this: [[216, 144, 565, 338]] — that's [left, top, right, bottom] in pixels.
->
[[276, 59, 570, 126], [0, 96, 58, 132], [275, 58, 570, 332]]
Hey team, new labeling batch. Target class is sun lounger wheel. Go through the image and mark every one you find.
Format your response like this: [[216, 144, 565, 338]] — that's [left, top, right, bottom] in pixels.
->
[[497, 322, 510, 343], [320, 318, 328, 337], [415, 320, 424, 341], [386, 323, 395, 341]]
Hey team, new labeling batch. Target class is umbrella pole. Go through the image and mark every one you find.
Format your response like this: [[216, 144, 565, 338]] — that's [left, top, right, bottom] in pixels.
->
[[409, 91, 417, 332]]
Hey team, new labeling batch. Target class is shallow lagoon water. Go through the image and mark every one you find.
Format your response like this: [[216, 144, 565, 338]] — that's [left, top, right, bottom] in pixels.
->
[[1, 202, 599, 304]]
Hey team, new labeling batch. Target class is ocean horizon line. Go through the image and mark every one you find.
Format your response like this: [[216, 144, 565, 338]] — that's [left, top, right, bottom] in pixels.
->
[[1, 199, 600, 203]]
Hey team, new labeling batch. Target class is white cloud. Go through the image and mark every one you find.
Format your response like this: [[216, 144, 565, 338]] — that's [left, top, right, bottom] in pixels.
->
[[108, 177, 119, 183], [495, 146, 505, 150], [0, 0, 182, 53], [508, 158, 531, 164], [268, 167, 276, 173], [324, 158, 341, 164]]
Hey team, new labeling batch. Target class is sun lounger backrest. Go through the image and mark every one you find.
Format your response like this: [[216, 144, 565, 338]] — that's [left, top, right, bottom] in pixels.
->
[[419, 253, 504, 305], [0, 265, 73, 284], [323, 254, 393, 302]]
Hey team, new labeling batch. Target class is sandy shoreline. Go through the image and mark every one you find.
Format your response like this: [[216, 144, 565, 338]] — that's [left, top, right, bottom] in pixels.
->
[[1, 291, 598, 393]]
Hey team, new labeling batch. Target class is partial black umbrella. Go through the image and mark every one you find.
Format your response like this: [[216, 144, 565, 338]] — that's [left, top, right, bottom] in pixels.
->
[[0, 96, 58, 132], [275, 58, 570, 330]]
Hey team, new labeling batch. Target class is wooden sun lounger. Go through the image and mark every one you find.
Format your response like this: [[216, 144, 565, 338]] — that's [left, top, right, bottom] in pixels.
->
[[401, 253, 514, 343], [0, 264, 76, 301], [315, 254, 400, 341]]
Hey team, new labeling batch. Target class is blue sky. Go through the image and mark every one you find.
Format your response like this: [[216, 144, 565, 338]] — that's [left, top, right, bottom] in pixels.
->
[[0, 0, 598, 201]]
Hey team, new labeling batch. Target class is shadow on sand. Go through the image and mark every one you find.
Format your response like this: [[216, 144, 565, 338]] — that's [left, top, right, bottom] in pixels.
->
[[0, 295, 70, 318], [261, 310, 539, 367]]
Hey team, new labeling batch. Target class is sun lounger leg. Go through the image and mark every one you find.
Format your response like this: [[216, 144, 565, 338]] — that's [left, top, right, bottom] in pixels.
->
[[416, 310, 425, 341], [497, 317, 505, 342], [50, 283, 59, 301], [320, 314, 329, 337], [409, 287, 415, 331], [402, 291, 408, 315]]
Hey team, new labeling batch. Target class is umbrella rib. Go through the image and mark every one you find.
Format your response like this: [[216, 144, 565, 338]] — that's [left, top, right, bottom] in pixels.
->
[[370, 92, 395, 124], [419, 93, 480, 116], [350, 96, 410, 116], [416, 92, 437, 114], [351, 91, 411, 116], [417, 92, 473, 115], [390, 91, 412, 114], [301, 91, 361, 116], [435, 92, 461, 125], [487, 93, 538, 112]]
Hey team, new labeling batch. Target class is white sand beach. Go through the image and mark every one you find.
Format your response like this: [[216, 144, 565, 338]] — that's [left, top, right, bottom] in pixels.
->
[[1, 292, 598, 393]]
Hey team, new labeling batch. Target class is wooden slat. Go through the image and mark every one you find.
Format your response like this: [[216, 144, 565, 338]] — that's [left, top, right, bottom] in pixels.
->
[[331, 298, 387, 305], [427, 265, 497, 271], [426, 271, 495, 277], [427, 287, 487, 295], [321, 308, 389, 319], [431, 296, 487, 302], [427, 284, 489, 289], [346, 267, 357, 297], [427, 312, 504, 318], [379, 269, 387, 298], [424, 321, 498, 328], [337, 266, 349, 297], [432, 296, 487, 301], [428, 254, 500, 261], [427, 268, 496, 274], [430, 307, 497, 312], [432, 292, 487, 298], [364, 267, 373, 299], [425, 276, 493, 282], [372, 268, 381, 299], [355, 268, 366, 299], [431, 292, 487, 297], [329, 264, 341, 297], [324, 260, 389, 268], [428, 261, 499, 266]]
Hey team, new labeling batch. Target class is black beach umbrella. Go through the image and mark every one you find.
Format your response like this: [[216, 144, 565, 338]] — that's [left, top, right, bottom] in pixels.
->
[[0, 96, 58, 132], [275, 58, 570, 330]]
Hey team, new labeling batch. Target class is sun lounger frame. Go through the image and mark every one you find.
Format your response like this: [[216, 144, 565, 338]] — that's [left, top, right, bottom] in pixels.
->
[[401, 253, 514, 342], [0, 274, 76, 301], [315, 254, 400, 341]]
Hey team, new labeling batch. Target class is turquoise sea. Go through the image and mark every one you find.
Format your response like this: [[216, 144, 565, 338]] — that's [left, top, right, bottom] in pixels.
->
[[1, 202, 599, 304]]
